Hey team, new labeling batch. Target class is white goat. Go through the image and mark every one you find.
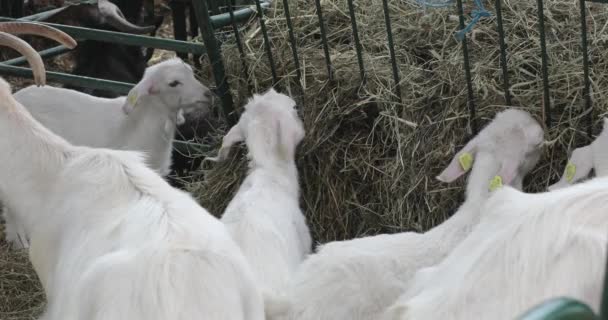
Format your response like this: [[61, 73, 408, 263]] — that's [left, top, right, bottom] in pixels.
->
[[385, 178, 608, 320], [207, 88, 312, 298], [0, 28, 264, 320], [4, 57, 211, 249], [266, 109, 545, 320], [548, 117, 608, 190]]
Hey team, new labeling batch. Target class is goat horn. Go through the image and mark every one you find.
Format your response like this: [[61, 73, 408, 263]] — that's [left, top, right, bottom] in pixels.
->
[[0, 22, 77, 49], [99, 0, 155, 34], [0, 32, 46, 86]]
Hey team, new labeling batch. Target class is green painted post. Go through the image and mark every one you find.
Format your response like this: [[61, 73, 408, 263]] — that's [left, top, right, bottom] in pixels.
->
[[191, 0, 237, 126]]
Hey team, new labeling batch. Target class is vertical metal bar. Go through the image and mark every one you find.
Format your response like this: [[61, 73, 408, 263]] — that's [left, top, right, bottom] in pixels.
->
[[282, 0, 302, 87], [192, 0, 238, 126], [536, 0, 552, 128], [188, 3, 202, 70], [228, 0, 253, 95], [456, 0, 478, 134], [382, 0, 401, 102], [347, 0, 366, 86], [254, 0, 279, 87], [313, 0, 333, 81], [494, 0, 511, 105], [170, 0, 189, 60], [579, 0, 593, 138]]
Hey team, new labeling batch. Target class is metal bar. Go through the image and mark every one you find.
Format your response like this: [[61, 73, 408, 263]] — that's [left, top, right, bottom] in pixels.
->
[[16, 3, 269, 32], [0, 63, 135, 93], [456, 0, 478, 134], [254, 0, 279, 87], [314, 0, 333, 81], [579, 0, 593, 138], [228, 0, 253, 95], [192, 0, 238, 126], [494, 0, 511, 105], [382, 0, 402, 103], [347, 0, 366, 86], [0, 17, 206, 54], [170, 0, 189, 60], [282, 0, 302, 87], [586, 0, 608, 3], [2, 44, 71, 66], [209, 1, 271, 28], [18, 2, 95, 21], [536, 0, 552, 128], [189, 2, 202, 70]]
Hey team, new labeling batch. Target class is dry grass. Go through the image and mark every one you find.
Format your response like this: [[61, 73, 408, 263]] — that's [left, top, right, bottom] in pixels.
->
[[188, 0, 608, 243], [2, 0, 608, 318]]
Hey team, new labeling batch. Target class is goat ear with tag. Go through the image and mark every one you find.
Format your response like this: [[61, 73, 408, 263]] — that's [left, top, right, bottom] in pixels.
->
[[121, 80, 159, 115]]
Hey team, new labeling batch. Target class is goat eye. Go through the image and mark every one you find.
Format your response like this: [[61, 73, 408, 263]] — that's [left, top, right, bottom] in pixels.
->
[[169, 80, 182, 87]]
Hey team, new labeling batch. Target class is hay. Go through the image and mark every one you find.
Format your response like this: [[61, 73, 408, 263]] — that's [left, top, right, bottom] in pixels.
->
[[188, 0, 608, 243], [0, 242, 44, 320], [2, 0, 608, 316]]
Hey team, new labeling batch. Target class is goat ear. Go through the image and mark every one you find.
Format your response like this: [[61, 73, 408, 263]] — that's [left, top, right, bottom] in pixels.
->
[[276, 113, 305, 161], [176, 109, 186, 125], [497, 159, 519, 186], [548, 145, 594, 191], [205, 123, 244, 162], [437, 137, 478, 183], [121, 80, 159, 115]]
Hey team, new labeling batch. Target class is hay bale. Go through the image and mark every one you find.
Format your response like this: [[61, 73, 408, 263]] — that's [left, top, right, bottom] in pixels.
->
[[188, 0, 608, 243]]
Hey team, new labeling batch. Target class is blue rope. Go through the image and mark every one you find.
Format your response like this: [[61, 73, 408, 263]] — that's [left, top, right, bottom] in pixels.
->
[[416, 0, 492, 41], [454, 0, 492, 41]]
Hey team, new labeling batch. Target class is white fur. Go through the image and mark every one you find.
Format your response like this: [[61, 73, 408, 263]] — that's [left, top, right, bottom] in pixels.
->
[[549, 117, 608, 190], [0, 78, 264, 320], [385, 179, 608, 319], [5, 57, 211, 249], [266, 109, 545, 320], [210, 89, 312, 300]]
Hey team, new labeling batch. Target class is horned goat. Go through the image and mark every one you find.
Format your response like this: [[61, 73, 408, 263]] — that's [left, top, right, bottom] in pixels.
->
[[384, 177, 608, 320], [4, 57, 212, 248], [0, 23, 265, 320], [207, 89, 312, 299], [266, 109, 545, 320], [548, 117, 608, 190]]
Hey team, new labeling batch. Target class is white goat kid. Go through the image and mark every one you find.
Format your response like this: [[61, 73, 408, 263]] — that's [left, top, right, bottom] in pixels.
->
[[266, 109, 545, 320], [4, 57, 211, 249], [548, 117, 608, 190], [208, 88, 312, 298], [0, 30, 264, 320], [385, 179, 608, 320]]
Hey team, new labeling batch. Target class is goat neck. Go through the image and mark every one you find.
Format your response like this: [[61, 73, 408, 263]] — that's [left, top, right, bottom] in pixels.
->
[[117, 95, 176, 172], [424, 151, 499, 248], [0, 79, 71, 240]]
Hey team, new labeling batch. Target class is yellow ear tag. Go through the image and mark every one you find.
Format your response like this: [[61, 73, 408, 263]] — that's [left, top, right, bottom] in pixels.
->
[[127, 91, 139, 107], [458, 152, 474, 172], [565, 161, 576, 183], [489, 175, 503, 192]]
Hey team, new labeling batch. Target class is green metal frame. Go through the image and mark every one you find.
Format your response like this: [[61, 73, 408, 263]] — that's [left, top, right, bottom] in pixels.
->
[[0, 0, 269, 152], [0, 1, 269, 96]]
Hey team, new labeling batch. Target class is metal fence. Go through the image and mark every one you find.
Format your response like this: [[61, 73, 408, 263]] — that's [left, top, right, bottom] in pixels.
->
[[190, 0, 606, 135]]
